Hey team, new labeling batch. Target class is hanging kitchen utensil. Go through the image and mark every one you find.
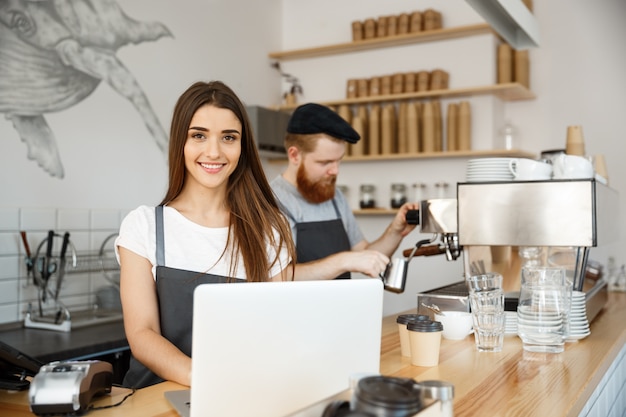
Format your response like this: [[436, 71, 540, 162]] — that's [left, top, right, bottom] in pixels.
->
[[20, 231, 34, 279], [54, 232, 70, 300], [41, 231, 55, 303]]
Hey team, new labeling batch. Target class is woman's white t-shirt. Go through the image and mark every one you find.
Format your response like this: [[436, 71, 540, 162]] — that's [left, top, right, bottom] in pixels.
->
[[115, 205, 291, 281]]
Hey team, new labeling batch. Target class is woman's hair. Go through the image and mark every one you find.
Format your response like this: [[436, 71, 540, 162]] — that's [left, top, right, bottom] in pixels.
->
[[161, 81, 295, 281]]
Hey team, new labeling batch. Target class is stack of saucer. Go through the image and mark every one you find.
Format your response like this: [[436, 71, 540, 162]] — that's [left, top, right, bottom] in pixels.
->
[[466, 158, 515, 182], [504, 311, 518, 336], [566, 291, 590, 342]]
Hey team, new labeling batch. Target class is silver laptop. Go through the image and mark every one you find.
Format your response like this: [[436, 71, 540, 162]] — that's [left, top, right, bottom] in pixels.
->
[[165, 279, 383, 417]]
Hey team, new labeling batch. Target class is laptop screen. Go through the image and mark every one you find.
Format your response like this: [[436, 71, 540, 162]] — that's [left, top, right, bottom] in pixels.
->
[[187, 279, 383, 417]]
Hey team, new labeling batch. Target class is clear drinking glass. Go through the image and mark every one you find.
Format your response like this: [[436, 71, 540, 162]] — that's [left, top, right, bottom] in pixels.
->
[[466, 273, 505, 352], [517, 266, 568, 353]]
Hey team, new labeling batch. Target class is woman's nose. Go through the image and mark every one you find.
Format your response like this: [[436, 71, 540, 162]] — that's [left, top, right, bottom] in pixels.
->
[[202, 138, 221, 157]]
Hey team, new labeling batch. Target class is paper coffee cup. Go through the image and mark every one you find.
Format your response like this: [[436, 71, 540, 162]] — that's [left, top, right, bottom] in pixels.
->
[[397, 314, 429, 357], [407, 320, 443, 366]]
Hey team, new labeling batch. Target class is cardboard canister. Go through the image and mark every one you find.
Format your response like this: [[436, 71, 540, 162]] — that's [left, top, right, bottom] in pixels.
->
[[398, 13, 410, 35], [369, 77, 381, 96], [376, 16, 387, 37], [409, 11, 423, 32], [381, 104, 396, 154], [421, 101, 435, 152], [352, 21, 363, 41], [397, 102, 409, 153], [446, 103, 459, 151], [392, 73, 404, 95], [514, 49, 530, 88], [386, 15, 398, 37], [351, 109, 366, 156], [432, 100, 443, 152], [417, 71, 430, 92], [498, 43, 513, 84], [407, 102, 420, 153], [346, 79, 358, 99], [357, 78, 369, 98], [430, 69, 448, 90], [458, 101, 472, 151], [364, 19, 377, 39], [368, 104, 381, 156], [404, 72, 416, 93], [381, 75, 392, 95]]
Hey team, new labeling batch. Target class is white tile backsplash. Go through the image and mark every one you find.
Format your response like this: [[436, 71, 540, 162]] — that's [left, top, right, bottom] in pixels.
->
[[0, 255, 20, 279], [0, 207, 20, 230], [57, 208, 91, 230], [90, 209, 123, 230], [0, 303, 18, 323], [0, 231, 20, 256], [20, 208, 57, 230], [0, 279, 18, 304], [0, 207, 122, 325]]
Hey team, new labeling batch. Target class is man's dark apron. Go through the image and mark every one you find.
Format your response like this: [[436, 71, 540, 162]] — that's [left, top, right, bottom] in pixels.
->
[[123, 205, 243, 388], [284, 199, 352, 280]]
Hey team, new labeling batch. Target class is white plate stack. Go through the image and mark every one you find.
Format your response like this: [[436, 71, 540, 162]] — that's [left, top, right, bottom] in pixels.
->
[[566, 291, 591, 342], [466, 158, 515, 182], [505, 311, 518, 336]]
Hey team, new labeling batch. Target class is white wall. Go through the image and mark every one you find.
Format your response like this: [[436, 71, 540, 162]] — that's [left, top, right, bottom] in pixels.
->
[[0, 0, 624, 321]]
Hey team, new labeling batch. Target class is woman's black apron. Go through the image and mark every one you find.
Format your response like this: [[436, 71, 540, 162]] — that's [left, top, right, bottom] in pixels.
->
[[122, 205, 243, 388], [285, 199, 352, 280]]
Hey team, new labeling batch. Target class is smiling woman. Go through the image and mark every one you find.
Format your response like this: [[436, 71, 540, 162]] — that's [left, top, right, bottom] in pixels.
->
[[114, 81, 296, 389], [183, 105, 242, 194]]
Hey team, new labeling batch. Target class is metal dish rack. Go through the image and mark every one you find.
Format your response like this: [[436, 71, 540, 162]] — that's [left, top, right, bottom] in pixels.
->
[[24, 233, 121, 332]]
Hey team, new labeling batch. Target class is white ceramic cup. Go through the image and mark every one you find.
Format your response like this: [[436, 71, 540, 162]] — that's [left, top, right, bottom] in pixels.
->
[[435, 311, 473, 340], [553, 154, 594, 179], [508, 158, 553, 180]]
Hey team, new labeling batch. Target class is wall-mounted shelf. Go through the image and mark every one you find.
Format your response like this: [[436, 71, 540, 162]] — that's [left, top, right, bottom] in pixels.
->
[[342, 149, 536, 162], [353, 208, 397, 216], [269, 23, 493, 61], [277, 83, 534, 111], [267, 149, 537, 164]]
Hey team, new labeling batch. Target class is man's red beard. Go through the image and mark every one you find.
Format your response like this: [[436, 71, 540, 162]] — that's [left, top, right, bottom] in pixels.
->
[[296, 163, 336, 203]]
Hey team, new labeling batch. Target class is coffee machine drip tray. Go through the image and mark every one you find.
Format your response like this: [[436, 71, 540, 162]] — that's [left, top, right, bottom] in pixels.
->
[[416, 276, 607, 323]]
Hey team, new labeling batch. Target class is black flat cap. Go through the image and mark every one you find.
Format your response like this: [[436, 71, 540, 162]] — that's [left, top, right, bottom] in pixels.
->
[[287, 103, 360, 143]]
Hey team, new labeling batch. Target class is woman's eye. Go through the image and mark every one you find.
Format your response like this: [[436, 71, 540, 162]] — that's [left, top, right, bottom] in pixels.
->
[[223, 135, 238, 142]]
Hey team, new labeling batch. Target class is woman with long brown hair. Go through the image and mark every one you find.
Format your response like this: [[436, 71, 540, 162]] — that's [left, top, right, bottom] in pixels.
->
[[116, 81, 296, 388]]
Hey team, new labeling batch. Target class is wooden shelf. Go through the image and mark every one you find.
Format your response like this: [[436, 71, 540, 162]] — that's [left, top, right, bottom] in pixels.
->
[[268, 23, 493, 61], [353, 208, 397, 216], [267, 149, 537, 164], [277, 83, 534, 111], [342, 149, 536, 162]]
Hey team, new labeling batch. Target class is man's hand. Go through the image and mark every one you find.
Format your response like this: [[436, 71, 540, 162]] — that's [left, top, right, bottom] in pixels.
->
[[390, 202, 420, 237]]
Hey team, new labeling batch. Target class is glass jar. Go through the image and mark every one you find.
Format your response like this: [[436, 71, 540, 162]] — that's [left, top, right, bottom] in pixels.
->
[[390, 183, 407, 208], [359, 184, 376, 209]]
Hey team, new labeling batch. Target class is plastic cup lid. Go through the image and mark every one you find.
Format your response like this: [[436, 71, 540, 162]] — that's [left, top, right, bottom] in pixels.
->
[[396, 314, 430, 325], [407, 320, 443, 332]]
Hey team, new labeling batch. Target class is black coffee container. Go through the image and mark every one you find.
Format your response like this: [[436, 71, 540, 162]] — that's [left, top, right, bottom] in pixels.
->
[[352, 376, 421, 417]]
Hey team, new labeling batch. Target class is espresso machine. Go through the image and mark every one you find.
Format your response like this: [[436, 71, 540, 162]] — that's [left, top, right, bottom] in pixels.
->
[[414, 179, 619, 322]]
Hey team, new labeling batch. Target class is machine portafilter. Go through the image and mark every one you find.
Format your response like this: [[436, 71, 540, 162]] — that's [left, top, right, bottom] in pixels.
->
[[401, 199, 461, 262]]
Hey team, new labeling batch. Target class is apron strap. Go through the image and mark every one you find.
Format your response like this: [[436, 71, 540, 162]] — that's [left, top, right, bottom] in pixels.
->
[[330, 199, 341, 219], [155, 205, 165, 267]]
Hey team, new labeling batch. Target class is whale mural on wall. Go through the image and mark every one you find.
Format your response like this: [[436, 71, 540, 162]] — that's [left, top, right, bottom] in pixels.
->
[[0, 0, 171, 178]]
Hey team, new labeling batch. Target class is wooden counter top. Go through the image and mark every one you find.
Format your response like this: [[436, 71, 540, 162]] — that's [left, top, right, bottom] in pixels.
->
[[2, 292, 625, 417]]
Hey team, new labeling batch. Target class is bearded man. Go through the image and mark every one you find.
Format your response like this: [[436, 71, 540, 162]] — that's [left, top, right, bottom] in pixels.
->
[[270, 103, 419, 280]]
